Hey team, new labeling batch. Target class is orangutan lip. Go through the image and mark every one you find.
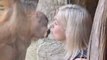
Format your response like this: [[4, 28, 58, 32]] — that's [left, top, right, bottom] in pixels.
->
[[45, 29, 50, 37]]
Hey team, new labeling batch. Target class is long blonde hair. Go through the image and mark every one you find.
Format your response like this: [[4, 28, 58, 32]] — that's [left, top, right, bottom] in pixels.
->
[[57, 4, 92, 58]]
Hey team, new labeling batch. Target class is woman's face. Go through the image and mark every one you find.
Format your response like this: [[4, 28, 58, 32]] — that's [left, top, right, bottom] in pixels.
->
[[50, 13, 66, 41]]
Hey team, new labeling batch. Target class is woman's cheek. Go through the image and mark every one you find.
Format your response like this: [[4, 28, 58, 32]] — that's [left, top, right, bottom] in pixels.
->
[[53, 27, 64, 40], [52, 28, 58, 37]]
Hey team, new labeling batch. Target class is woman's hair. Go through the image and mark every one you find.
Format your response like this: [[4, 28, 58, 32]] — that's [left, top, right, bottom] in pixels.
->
[[57, 4, 92, 58]]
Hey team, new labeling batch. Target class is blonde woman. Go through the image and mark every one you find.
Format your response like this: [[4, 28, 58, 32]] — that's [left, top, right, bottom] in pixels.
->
[[50, 4, 92, 60]]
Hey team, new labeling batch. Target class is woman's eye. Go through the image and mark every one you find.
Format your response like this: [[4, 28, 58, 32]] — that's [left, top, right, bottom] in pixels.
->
[[49, 20, 58, 29]]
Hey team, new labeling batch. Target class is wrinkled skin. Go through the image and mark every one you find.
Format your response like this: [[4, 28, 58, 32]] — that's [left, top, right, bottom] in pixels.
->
[[0, 0, 48, 60]]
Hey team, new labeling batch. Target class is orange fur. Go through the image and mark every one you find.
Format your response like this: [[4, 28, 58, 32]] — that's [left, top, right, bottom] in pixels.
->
[[0, 1, 47, 60]]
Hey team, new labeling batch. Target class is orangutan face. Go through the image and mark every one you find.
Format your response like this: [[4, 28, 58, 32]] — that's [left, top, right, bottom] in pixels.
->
[[31, 12, 48, 39]]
